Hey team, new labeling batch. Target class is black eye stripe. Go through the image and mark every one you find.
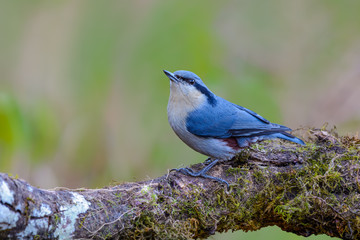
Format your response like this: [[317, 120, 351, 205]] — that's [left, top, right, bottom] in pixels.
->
[[193, 82, 217, 106], [174, 74, 217, 106], [175, 75, 183, 80], [175, 75, 195, 84]]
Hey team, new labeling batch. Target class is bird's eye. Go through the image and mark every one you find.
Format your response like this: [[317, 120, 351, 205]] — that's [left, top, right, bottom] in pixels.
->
[[188, 79, 195, 85]]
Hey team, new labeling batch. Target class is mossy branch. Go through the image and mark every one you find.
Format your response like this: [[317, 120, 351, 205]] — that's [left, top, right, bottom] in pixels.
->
[[1, 128, 360, 239]]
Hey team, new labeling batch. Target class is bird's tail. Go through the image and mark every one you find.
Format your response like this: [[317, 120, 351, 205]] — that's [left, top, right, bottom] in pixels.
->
[[235, 131, 305, 147], [276, 132, 305, 145]]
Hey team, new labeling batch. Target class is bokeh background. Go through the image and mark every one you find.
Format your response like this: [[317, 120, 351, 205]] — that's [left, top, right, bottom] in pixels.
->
[[1, 1, 359, 239]]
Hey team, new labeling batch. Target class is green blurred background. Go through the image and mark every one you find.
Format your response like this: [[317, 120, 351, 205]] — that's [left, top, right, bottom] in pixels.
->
[[1, 1, 360, 239]]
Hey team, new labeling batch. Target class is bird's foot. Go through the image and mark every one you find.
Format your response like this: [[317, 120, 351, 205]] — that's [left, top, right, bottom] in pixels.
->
[[171, 159, 229, 189]]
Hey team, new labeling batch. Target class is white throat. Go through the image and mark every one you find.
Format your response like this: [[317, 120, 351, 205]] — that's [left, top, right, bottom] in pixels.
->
[[167, 82, 206, 120]]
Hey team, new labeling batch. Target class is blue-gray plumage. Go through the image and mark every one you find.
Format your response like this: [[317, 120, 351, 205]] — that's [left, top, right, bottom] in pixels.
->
[[164, 69, 305, 188]]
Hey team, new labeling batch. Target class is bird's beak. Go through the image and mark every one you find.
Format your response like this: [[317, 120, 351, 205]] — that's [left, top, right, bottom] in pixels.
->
[[163, 70, 178, 82]]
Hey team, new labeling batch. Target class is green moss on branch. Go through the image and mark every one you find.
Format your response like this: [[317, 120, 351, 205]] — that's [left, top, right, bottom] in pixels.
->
[[1, 128, 359, 239], [121, 128, 360, 239]]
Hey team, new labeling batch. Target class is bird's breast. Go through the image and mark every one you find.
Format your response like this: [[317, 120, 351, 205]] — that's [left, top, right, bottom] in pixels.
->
[[167, 96, 240, 160], [167, 87, 207, 134]]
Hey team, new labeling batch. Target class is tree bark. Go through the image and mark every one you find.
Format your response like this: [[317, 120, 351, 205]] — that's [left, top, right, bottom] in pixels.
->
[[0, 128, 359, 239]]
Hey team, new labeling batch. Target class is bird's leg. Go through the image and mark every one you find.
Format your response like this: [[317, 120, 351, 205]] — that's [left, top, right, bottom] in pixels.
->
[[171, 159, 229, 189]]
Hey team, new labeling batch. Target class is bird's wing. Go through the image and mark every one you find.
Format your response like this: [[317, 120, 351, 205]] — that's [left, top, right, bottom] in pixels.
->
[[186, 100, 291, 139], [232, 104, 270, 124]]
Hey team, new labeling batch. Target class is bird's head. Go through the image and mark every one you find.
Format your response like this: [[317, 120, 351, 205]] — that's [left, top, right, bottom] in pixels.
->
[[163, 70, 216, 106]]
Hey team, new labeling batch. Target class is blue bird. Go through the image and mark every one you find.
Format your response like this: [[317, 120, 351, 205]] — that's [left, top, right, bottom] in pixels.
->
[[163, 70, 305, 188]]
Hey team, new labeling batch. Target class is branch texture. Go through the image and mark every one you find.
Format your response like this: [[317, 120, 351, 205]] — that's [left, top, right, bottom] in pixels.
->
[[0, 128, 359, 239]]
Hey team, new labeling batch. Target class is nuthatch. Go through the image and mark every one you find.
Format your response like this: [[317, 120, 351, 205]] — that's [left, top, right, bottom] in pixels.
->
[[163, 70, 305, 188]]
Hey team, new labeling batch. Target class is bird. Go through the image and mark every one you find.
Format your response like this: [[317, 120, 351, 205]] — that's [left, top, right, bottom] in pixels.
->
[[163, 69, 305, 188]]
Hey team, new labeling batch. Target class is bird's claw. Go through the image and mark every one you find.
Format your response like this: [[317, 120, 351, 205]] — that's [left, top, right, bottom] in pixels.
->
[[172, 167, 195, 175], [203, 157, 213, 165], [170, 161, 230, 190]]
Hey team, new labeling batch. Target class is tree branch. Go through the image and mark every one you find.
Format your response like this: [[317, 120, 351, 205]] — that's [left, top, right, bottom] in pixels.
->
[[1, 128, 359, 239]]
